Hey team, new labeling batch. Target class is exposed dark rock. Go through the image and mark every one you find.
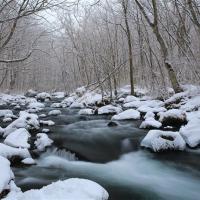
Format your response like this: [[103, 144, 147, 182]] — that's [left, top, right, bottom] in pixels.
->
[[160, 135, 174, 141], [25, 90, 38, 98], [107, 121, 118, 127], [161, 117, 187, 128]]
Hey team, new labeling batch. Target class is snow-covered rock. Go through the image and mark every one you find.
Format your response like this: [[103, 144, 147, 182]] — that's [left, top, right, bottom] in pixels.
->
[[0, 156, 14, 194], [70, 102, 85, 109], [98, 105, 122, 115], [180, 95, 200, 112], [21, 158, 36, 165], [4, 128, 30, 149], [52, 92, 65, 99], [4, 178, 109, 200], [42, 128, 50, 133], [34, 133, 53, 151], [124, 95, 138, 103], [78, 92, 102, 106], [0, 110, 13, 118], [50, 103, 63, 108], [123, 100, 163, 109], [141, 130, 186, 152], [158, 109, 187, 126], [4, 112, 39, 137], [27, 102, 45, 112], [76, 86, 86, 97], [180, 112, 200, 147], [36, 92, 51, 102], [140, 117, 162, 129], [164, 91, 187, 106], [78, 109, 94, 115], [3, 118, 12, 123], [112, 109, 140, 120], [48, 110, 61, 116], [0, 143, 31, 159], [40, 120, 55, 126], [144, 112, 155, 119], [123, 101, 142, 109], [137, 105, 166, 113], [61, 96, 77, 107], [14, 105, 21, 110], [117, 98, 125, 103], [39, 114, 46, 118]]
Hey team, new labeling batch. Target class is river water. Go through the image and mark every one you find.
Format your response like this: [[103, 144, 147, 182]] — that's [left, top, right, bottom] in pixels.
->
[[10, 103, 200, 200]]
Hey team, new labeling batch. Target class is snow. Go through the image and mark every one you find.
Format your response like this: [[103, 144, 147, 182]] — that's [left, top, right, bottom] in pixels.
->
[[180, 111, 200, 147], [4, 178, 109, 200], [4, 111, 40, 137], [14, 105, 21, 110], [21, 158, 36, 165], [123, 101, 142, 109], [42, 128, 50, 133], [180, 95, 200, 111], [137, 105, 166, 113], [27, 101, 45, 113], [51, 103, 63, 108], [141, 130, 186, 152], [118, 98, 124, 103], [124, 95, 138, 103], [3, 118, 12, 123], [36, 92, 51, 101], [98, 105, 122, 115], [70, 102, 85, 109], [0, 110, 13, 118], [140, 117, 162, 129], [123, 99, 163, 110], [78, 108, 94, 115], [76, 86, 86, 97], [158, 109, 186, 123], [144, 112, 155, 119], [40, 120, 55, 126], [39, 114, 46, 118], [0, 143, 31, 159], [78, 92, 102, 106], [52, 92, 65, 99], [111, 109, 140, 120], [0, 156, 14, 194], [164, 91, 188, 106], [61, 96, 77, 107], [4, 128, 30, 149], [34, 133, 53, 151], [48, 110, 61, 116], [27, 102, 45, 111]]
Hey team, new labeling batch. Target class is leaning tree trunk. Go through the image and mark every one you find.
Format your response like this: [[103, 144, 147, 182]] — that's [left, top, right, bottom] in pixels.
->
[[135, 0, 183, 93]]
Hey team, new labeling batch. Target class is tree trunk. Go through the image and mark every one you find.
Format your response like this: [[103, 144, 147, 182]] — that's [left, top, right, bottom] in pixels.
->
[[122, 0, 135, 95]]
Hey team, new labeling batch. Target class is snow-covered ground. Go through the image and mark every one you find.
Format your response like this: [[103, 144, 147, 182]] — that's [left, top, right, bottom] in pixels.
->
[[4, 178, 109, 200]]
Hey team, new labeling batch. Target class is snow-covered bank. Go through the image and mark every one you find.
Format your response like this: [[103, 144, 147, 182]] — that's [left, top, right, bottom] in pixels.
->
[[4, 178, 109, 200], [0, 156, 14, 195]]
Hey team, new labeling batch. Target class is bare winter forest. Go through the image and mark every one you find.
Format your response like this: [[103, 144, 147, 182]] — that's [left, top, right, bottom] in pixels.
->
[[0, 0, 199, 96]]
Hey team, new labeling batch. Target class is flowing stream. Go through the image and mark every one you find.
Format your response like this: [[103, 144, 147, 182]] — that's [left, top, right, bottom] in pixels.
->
[[9, 103, 200, 200]]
